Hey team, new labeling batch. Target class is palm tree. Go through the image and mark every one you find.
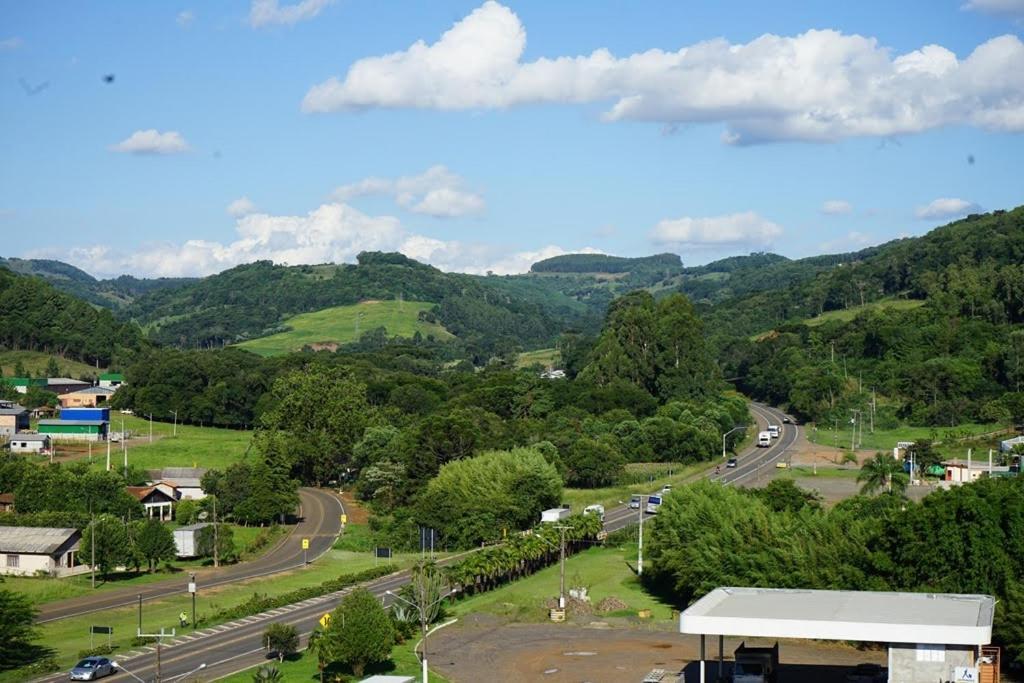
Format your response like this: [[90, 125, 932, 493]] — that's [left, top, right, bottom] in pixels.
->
[[858, 452, 909, 495], [307, 628, 329, 683], [252, 664, 283, 683]]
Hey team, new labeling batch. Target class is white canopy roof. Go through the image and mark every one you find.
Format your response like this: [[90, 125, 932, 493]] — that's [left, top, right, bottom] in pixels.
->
[[680, 587, 994, 646]]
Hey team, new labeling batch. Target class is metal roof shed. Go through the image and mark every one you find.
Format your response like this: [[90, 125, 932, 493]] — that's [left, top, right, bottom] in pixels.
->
[[679, 587, 997, 683]]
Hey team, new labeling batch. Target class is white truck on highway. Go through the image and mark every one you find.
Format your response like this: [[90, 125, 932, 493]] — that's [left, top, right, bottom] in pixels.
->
[[583, 504, 605, 521], [767, 424, 780, 438], [541, 507, 571, 523], [757, 431, 772, 447]]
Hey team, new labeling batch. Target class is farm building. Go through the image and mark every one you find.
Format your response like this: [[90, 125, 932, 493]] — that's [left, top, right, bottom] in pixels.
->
[[38, 419, 107, 442], [0, 377, 46, 394], [45, 377, 91, 395], [9, 433, 51, 454], [173, 523, 211, 558], [0, 492, 13, 512], [0, 401, 29, 436], [98, 372, 124, 389], [59, 406, 111, 422], [151, 468, 207, 500], [126, 485, 177, 520], [0, 526, 84, 577], [1001, 435, 1024, 453], [59, 386, 115, 408]]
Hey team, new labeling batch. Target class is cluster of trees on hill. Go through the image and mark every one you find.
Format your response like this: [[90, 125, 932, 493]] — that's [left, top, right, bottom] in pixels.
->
[[0, 267, 144, 367], [531, 252, 682, 275], [647, 478, 1024, 665], [121, 253, 595, 357]]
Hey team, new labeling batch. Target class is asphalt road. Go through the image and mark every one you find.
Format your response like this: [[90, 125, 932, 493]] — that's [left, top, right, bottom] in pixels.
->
[[34, 404, 795, 682], [36, 487, 344, 624]]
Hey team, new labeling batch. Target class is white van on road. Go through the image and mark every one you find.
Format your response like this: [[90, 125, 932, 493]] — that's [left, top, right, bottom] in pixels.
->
[[768, 424, 780, 438], [757, 431, 772, 447]]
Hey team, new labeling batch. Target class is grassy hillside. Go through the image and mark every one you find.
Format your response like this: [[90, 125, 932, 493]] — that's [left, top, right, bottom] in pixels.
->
[[802, 298, 925, 327], [515, 347, 560, 368], [0, 350, 104, 378], [236, 300, 454, 356]]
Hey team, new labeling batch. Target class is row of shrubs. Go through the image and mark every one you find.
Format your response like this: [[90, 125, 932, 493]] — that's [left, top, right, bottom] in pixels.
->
[[205, 565, 396, 624]]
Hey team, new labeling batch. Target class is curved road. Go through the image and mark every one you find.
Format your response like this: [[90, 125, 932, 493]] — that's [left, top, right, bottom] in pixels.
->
[[32, 404, 795, 682], [36, 487, 344, 623]]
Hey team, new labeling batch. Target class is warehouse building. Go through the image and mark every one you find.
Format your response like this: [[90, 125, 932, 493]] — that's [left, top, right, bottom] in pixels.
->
[[0, 401, 29, 436], [98, 372, 124, 389], [38, 419, 107, 442], [59, 386, 115, 408], [45, 377, 91, 395], [59, 406, 111, 422], [0, 526, 84, 577], [680, 586, 998, 683], [9, 433, 51, 454], [0, 377, 46, 394]]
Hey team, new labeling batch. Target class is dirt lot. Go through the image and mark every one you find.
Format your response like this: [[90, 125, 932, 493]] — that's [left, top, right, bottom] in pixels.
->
[[430, 615, 886, 683]]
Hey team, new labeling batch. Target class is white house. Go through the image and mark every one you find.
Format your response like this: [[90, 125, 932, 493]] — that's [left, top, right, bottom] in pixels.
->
[[0, 526, 84, 577], [153, 468, 207, 500], [9, 433, 51, 454], [126, 485, 177, 521]]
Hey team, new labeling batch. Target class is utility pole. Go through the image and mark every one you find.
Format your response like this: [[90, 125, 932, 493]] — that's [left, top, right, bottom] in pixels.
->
[[213, 496, 219, 568], [106, 436, 111, 472], [148, 414, 153, 443], [849, 410, 858, 452], [171, 410, 177, 437], [637, 496, 646, 577], [871, 388, 876, 434], [554, 525, 570, 609], [90, 503, 96, 589]]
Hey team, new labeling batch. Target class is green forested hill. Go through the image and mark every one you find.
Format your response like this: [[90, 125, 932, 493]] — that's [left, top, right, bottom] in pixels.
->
[[0, 267, 144, 368], [123, 252, 596, 357], [0, 257, 194, 309]]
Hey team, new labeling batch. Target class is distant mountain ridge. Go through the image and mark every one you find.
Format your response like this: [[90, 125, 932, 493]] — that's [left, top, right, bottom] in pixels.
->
[[0, 257, 195, 309]]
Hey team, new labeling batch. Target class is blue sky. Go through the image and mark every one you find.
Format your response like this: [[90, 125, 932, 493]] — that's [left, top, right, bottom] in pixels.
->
[[1, 0, 1022, 277]]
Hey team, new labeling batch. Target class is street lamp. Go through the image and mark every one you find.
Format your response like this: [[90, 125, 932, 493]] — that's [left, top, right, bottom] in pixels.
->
[[637, 495, 648, 576], [111, 661, 146, 683], [385, 589, 457, 683], [722, 426, 745, 459]]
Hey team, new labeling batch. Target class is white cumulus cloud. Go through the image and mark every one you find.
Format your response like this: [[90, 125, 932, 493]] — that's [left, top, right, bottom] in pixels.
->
[[302, 1, 1024, 144], [249, 0, 332, 28], [333, 166, 485, 218], [226, 197, 257, 217], [35, 202, 586, 278], [821, 200, 853, 215], [651, 211, 783, 247], [177, 10, 195, 28], [915, 197, 980, 220], [110, 130, 190, 155]]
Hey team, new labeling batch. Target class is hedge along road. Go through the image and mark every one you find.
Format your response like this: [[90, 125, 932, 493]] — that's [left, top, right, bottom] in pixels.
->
[[29, 404, 793, 682], [35, 487, 345, 623]]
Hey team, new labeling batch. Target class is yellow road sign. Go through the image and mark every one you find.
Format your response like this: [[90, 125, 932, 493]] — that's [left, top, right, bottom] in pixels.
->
[[302, 538, 310, 550], [319, 613, 331, 628], [340, 514, 347, 524]]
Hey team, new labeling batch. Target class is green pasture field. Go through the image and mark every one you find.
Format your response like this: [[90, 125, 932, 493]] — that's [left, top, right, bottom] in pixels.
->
[[802, 298, 925, 327], [805, 421, 996, 452], [235, 300, 453, 357], [515, 348, 560, 368], [0, 350, 103, 378]]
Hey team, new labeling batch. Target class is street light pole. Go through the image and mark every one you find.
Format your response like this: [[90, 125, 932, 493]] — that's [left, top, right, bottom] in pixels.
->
[[722, 426, 745, 459], [637, 495, 646, 576], [171, 410, 178, 437], [386, 590, 453, 683]]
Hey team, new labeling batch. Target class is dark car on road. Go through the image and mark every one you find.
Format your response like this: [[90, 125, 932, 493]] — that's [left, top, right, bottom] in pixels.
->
[[69, 657, 115, 680]]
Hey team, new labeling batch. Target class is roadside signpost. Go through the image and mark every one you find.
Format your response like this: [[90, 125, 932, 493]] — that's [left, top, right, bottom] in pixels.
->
[[302, 537, 310, 564], [340, 513, 347, 525], [319, 612, 331, 628], [89, 625, 112, 649], [188, 574, 197, 631]]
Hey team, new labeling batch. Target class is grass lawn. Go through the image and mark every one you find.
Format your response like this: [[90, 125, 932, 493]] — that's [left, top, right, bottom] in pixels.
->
[[806, 422, 996, 452], [802, 298, 925, 327], [3, 524, 281, 606], [515, 348, 560, 368], [562, 460, 715, 512], [450, 544, 677, 622], [78, 414, 253, 472], [774, 465, 861, 480], [235, 300, 453, 357], [0, 349, 102, 378], [1, 549, 429, 681], [216, 636, 450, 683]]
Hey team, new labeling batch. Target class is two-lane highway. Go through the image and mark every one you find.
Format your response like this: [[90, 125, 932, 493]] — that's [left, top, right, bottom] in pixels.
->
[[37, 487, 344, 623]]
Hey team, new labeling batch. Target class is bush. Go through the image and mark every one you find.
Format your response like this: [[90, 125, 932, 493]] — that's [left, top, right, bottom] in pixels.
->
[[77, 644, 115, 659], [23, 656, 60, 675], [129, 636, 156, 647]]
